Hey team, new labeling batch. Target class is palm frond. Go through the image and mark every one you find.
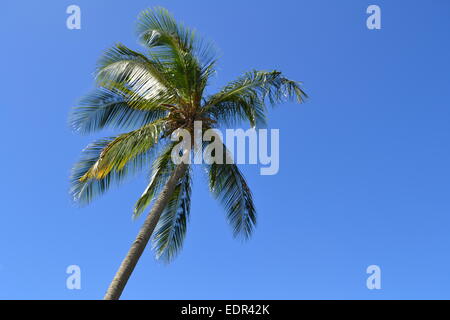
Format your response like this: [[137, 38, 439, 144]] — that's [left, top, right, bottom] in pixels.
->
[[70, 138, 153, 204], [204, 70, 307, 128], [133, 143, 176, 218], [136, 7, 194, 53], [136, 7, 218, 103], [206, 140, 256, 239], [96, 44, 180, 109], [96, 43, 179, 103], [69, 86, 167, 134], [80, 120, 165, 181], [152, 166, 192, 262]]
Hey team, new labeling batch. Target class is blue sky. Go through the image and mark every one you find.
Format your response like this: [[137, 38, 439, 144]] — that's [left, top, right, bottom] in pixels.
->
[[1, 0, 450, 299]]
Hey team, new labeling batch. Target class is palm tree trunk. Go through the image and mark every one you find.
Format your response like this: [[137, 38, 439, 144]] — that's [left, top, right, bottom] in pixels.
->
[[104, 163, 188, 300]]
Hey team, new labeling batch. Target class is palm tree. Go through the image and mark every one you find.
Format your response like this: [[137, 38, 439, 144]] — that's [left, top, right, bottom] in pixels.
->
[[69, 7, 307, 300]]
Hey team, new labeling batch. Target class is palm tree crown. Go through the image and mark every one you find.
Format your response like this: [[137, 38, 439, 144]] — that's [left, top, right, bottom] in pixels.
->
[[70, 7, 307, 263]]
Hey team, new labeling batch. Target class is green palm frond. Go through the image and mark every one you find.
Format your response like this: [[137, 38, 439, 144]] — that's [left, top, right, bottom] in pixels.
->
[[152, 166, 192, 262], [80, 120, 165, 181], [206, 140, 257, 239], [136, 7, 194, 53], [70, 138, 152, 204], [204, 70, 307, 128], [69, 86, 168, 134], [96, 43, 178, 101], [136, 7, 217, 103], [133, 143, 176, 218], [207, 89, 267, 128]]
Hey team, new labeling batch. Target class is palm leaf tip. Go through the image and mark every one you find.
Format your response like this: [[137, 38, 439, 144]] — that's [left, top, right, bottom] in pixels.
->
[[136, 6, 193, 49]]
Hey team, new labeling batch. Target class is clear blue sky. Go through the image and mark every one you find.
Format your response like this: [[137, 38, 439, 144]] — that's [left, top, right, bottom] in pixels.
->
[[1, 0, 450, 299]]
